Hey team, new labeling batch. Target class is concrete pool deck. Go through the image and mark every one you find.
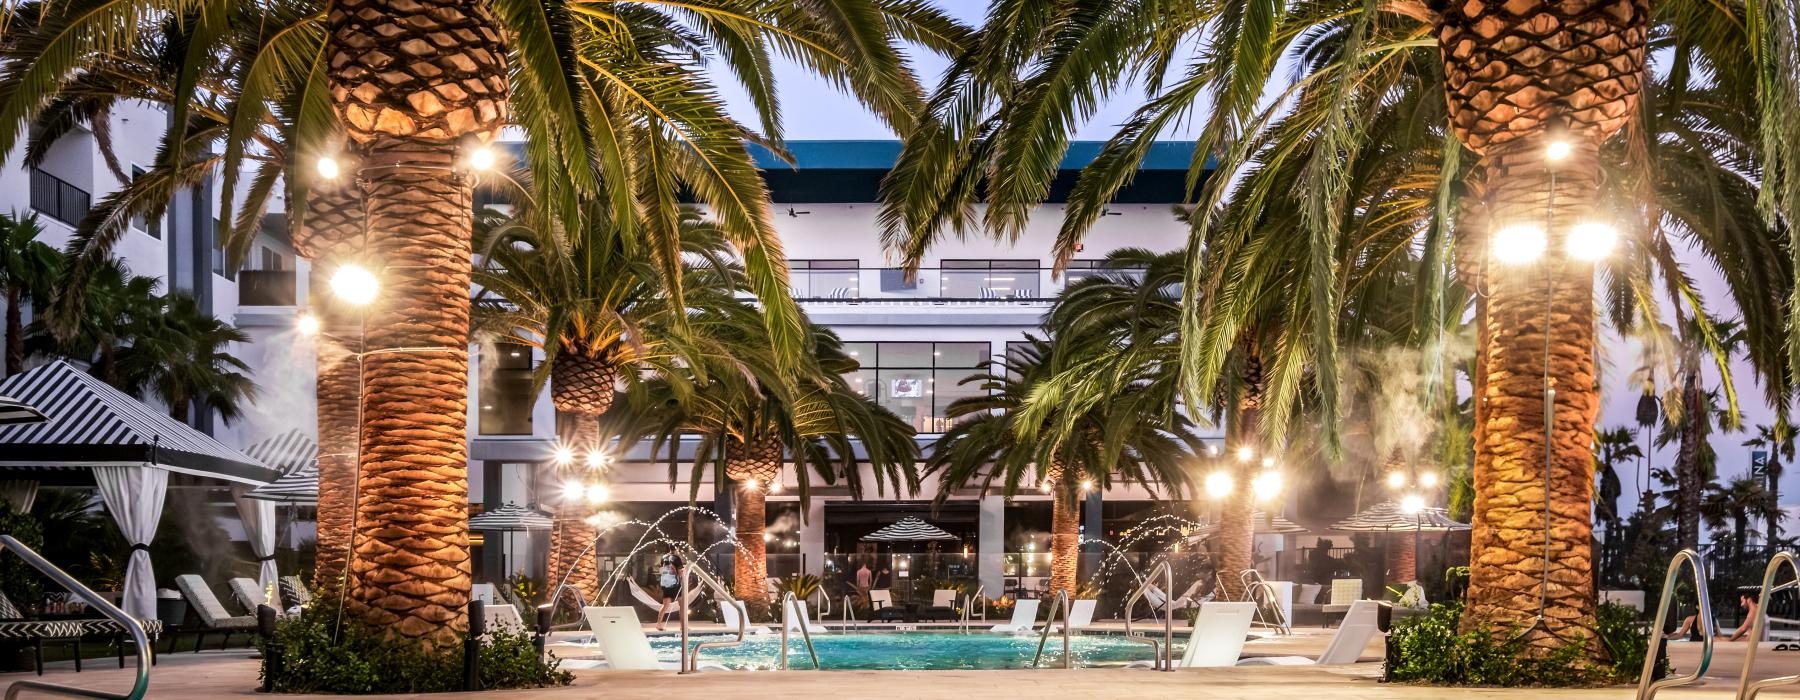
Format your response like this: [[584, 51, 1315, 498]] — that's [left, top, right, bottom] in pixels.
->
[[5, 627, 1800, 698]]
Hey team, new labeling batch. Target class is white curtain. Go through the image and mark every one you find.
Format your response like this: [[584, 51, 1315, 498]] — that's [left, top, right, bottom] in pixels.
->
[[0, 480, 38, 512], [94, 466, 167, 619], [231, 486, 279, 600]]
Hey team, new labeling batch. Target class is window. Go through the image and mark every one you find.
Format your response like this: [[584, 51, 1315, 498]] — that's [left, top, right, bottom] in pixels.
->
[[790, 259, 859, 299], [1063, 258, 1146, 284], [211, 218, 236, 280], [940, 259, 1039, 299], [842, 341, 991, 433], [479, 343, 535, 435], [129, 166, 160, 239], [29, 168, 90, 226]]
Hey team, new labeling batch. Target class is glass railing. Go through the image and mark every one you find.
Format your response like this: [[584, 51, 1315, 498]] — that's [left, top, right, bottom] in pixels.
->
[[790, 267, 1145, 302], [237, 269, 297, 306]]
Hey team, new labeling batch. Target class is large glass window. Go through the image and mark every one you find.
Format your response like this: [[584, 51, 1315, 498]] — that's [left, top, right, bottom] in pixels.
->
[[790, 259, 859, 299], [480, 343, 535, 435], [1063, 258, 1147, 284], [940, 260, 1039, 299], [842, 341, 991, 433]]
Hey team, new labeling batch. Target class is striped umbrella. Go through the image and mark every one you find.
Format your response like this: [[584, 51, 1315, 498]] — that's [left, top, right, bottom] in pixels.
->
[[1183, 511, 1308, 542], [1329, 501, 1469, 533], [243, 463, 318, 504], [242, 428, 317, 475], [861, 516, 958, 542], [468, 503, 555, 532], [0, 395, 46, 425]]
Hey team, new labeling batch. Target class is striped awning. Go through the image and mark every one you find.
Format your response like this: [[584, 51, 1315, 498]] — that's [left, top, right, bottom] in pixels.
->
[[242, 428, 317, 475], [468, 503, 554, 532], [0, 395, 46, 425], [243, 463, 318, 504], [861, 515, 958, 542], [0, 361, 276, 485], [1329, 501, 1470, 533], [1184, 511, 1308, 542]]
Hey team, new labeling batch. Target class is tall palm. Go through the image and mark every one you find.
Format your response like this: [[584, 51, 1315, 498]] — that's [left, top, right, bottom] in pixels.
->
[[473, 205, 742, 607], [114, 294, 257, 424], [929, 334, 1201, 598], [1744, 421, 1796, 547], [1655, 320, 1746, 552], [1593, 427, 1641, 580], [0, 212, 60, 377], [26, 258, 163, 386], [1702, 475, 1779, 563], [605, 307, 919, 619]]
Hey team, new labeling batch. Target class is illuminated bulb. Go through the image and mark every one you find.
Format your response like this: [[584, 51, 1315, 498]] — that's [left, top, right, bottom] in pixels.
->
[[1386, 471, 1407, 489], [1261, 456, 1275, 469], [1565, 221, 1618, 261], [295, 313, 321, 336], [585, 483, 609, 504], [1079, 479, 1094, 492], [1545, 140, 1572, 162], [585, 450, 608, 469], [1252, 471, 1282, 501], [468, 145, 497, 171], [1400, 494, 1426, 514], [560, 481, 585, 502], [769, 480, 783, 494], [1492, 224, 1547, 266], [764, 532, 774, 542], [1206, 444, 1220, 457], [1418, 471, 1440, 488], [316, 156, 341, 180], [552, 446, 574, 466], [1039, 481, 1053, 494], [1204, 471, 1233, 499], [745, 479, 759, 491], [329, 264, 379, 306], [1235, 446, 1254, 462]]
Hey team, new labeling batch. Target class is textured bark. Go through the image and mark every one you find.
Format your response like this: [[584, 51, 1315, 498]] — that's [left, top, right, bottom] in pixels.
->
[[544, 413, 602, 609], [1218, 338, 1263, 602], [1387, 534, 1418, 585], [727, 436, 781, 620], [1462, 137, 1604, 654], [1673, 374, 1704, 552], [549, 348, 617, 416], [305, 181, 366, 601], [327, 0, 507, 146], [1046, 459, 1080, 598]]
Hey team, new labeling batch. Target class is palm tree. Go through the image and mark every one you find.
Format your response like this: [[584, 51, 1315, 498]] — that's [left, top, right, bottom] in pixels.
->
[[0, 212, 59, 377], [1657, 320, 1746, 552], [27, 258, 162, 386], [929, 334, 1200, 598], [1593, 427, 1641, 581], [605, 307, 919, 619], [114, 293, 258, 424], [1702, 475, 1779, 565], [1744, 421, 1795, 547], [473, 205, 742, 608], [1, 0, 967, 645]]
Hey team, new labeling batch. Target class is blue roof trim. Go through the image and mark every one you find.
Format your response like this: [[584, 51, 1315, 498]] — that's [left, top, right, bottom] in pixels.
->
[[748, 140, 1204, 171]]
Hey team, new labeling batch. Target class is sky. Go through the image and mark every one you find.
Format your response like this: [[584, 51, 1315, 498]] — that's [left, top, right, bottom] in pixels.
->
[[705, 2, 1791, 523]]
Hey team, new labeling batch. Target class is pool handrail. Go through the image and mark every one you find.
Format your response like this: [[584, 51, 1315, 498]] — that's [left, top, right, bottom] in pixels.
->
[[1123, 558, 1175, 671], [1240, 569, 1291, 635], [1030, 589, 1073, 669], [1638, 548, 1713, 700], [842, 594, 859, 632], [814, 585, 830, 618], [0, 534, 150, 700], [678, 564, 745, 674], [1735, 551, 1800, 700], [958, 584, 986, 634], [778, 592, 821, 670]]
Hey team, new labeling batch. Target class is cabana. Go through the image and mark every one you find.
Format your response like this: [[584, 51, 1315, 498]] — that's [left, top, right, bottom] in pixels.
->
[[0, 361, 279, 618]]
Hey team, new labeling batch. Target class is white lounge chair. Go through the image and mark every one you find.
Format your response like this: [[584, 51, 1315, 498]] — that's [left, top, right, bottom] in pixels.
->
[[869, 589, 894, 610], [174, 575, 257, 651], [717, 599, 773, 635], [1321, 578, 1363, 616], [582, 606, 662, 669], [1048, 598, 1097, 633], [990, 598, 1041, 634], [931, 589, 957, 608], [227, 577, 272, 612], [483, 603, 528, 636], [783, 598, 828, 634], [1179, 602, 1257, 667], [1240, 599, 1386, 665]]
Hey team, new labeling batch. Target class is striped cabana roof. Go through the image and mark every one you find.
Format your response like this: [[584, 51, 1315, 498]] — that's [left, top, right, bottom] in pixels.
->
[[242, 428, 317, 475], [467, 503, 554, 532], [0, 361, 277, 485], [0, 395, 46, 425], [1184, 511, 1308, 542], [243, 464, 318, 504], [861, 515, 958, 542], [1328, 501, 1470, 533]]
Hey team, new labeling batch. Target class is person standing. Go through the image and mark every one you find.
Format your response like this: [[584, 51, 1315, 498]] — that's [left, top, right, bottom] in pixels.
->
[[855, 561, 873, 607], [655, 547, 685, 631]]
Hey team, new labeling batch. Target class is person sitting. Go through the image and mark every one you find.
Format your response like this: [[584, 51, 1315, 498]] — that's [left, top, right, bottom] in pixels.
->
[[1668, 591, 1760, 641]]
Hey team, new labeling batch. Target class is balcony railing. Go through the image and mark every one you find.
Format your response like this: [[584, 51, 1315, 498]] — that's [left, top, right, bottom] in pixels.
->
[[790, 267, 1145, 303], [237, 269, 297, 306], [29, 168, 90, 226]]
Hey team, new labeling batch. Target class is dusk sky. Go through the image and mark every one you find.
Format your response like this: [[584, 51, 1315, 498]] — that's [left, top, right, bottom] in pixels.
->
[[708, 3, 1789, 526]]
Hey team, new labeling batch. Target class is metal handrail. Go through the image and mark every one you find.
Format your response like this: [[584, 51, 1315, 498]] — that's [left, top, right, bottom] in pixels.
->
[[814, 586, 830, 618], [1736, 551, 1799, 700], [0, 534, 150, 700], [1123, 559, 1176, 672], [971, 584, 987, 621], [1240, 569, 1290, 635], [958, 585, 986, 634], [1031, 590, 1073, 669], [841, 594, 859, 632], [678, 565, 745, 674], [778, 593, 821, 670], [1639, 549, 1714, 700]]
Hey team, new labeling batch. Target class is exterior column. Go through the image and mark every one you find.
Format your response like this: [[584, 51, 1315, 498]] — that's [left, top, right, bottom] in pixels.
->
[[1081, 490, 1102, 582], [802, 499, 825, 577], [979, 495, 1005, 597]]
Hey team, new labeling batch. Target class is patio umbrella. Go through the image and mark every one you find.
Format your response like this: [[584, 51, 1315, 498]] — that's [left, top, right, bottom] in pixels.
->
[[1328, 501, 1469, 585], [0, 395, 46, 425], [1183, 511, 1309, 543], [243, 429, 322, 504], [469, 503, 554, 576], [861, 516, 958, 542]]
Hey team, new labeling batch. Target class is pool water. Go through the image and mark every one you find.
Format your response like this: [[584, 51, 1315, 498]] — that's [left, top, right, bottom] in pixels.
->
[[643, 632, 1185, 670]]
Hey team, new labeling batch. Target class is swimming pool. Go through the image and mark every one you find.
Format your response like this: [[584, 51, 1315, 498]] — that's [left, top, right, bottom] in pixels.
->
[[642, 631, 1185, 670]]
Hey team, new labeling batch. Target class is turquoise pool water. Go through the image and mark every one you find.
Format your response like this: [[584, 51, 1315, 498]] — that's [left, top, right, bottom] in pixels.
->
[[644, 632, 1185, 670]]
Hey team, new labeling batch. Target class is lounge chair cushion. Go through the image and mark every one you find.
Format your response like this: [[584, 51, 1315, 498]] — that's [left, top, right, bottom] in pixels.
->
[[79, 618, 164, 639], [279, 575, 312, 609], [175, 575, 257, 629], [0, 620, 82, 640], [0, 590, 21, 619]]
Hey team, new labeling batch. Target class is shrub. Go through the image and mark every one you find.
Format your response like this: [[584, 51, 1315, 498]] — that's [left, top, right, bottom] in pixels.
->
[[261, 607, 571, 694], [1385, 602, 1642, 687]]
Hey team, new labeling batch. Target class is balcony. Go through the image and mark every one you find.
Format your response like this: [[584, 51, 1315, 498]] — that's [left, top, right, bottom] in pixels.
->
[[788, 266, 1144, 304], [237, 269, 296, 306], [29, 168, 90, 227]]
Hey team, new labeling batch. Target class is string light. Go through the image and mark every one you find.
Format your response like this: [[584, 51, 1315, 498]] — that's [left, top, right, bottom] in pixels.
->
[[1386, 471, 1407, 489], [1235, 446, 1254, 462], [1418, 471, 1440, 488], [329, 264, 379, 307]]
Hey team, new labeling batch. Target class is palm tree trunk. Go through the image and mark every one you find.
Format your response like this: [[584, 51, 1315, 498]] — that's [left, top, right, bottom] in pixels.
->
[[726, 436, 780, 621], [304, 182, 366, 602], [1462, 136, 1603, 654], [544, 412, 601, 609], [1675, 374, 1704, 551], [1218, 336, 1262, 601], [1048, 459, 1080, 598], [5, 285, 22, 377], [1386, 534, 1417, 585]]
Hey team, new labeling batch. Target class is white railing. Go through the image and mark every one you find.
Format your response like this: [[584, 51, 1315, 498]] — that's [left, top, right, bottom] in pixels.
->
[[678, 565, 745, 674], [1123, 558, 1175, 672], [1638, 549, 1713, 699]]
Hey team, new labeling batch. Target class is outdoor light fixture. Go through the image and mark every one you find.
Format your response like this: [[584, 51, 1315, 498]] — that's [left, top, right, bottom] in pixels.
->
[[1080, 479, 1094, 492], [769, 479, 783, 494], [1418, 470, 1440, 488], [1235, 446, 1254, 462], [1039, 481, 1053, 494], [1386, 471, 1407, 489], [552, 446, 574, 466], [329, 264, 380, 306], [584, 483, 609, 504], [1260, 456, 1275, 469], [1204, 470, 1233, 499], [1544, 140, 1572, 162], [295, 313, 321, 336], [1492, 224, 1548, 265], [560, 481, 585, 502], [1565, 221, 1619, 261], [745, 479, 760, 491], [1400, 494, 1426, 514], [1206, 444, 1220, 457], [467, 146, 497, 171], [316, 156, 341, 180], [1251, 471, 1282, 501], [585, 450, 608, 469]]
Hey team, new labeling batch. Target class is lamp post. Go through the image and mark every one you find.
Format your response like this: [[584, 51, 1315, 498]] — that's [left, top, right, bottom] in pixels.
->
[[1382, 464, 1443, 585]]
